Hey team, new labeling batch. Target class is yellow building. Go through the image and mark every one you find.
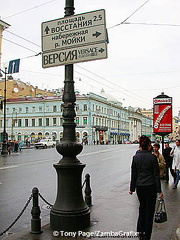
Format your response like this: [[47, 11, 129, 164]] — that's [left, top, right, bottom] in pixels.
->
[[171, 116, 179, 140], [0, 78, 55, 99], [141, 108, 153, 118]]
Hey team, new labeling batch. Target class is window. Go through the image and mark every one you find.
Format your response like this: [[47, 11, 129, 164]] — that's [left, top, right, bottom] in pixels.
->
[[32, 107, 35, 113], [76, 105, 79, 111], [19, 107, 22, 113], [12, 119, 15, 127], [18, 119, 22, 127], [60, 118, 63, 126], [83, 117, 87, 125], [53, 118, 57, 126], [96, 118, 98, 125], [39, 118, 42, 126], [76, 117, 79, 125], [39, 106, 43, 112], [60, 105, 63, 112], [102, 119, 104, 126], [53, 106, 57, 112], [46, 118, 49, 126], [25, 119, 28, 127], [0, 119, 2, 127], [83, 104, 87, 111], [32, 119, 35, 126], [46, 106, 49, 112], [25, 107, 29, 113]]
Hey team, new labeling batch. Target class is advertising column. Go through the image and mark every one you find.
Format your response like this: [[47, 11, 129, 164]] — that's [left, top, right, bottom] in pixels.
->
[[153, 93, 172, 151]]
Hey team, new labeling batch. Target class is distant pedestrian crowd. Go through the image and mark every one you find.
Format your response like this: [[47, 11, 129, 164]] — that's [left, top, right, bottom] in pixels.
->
[[7, 140, 24, 154]]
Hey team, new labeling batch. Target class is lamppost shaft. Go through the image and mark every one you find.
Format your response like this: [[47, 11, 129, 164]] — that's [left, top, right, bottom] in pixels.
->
[[50, 0, 90, 231], [64, 0, 74, 16], [1, 67, 8, 155], [3, 68, 7, 135]]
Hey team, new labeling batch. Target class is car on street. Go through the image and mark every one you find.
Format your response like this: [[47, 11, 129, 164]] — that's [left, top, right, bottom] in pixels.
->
[[34, 139, 56, 149]]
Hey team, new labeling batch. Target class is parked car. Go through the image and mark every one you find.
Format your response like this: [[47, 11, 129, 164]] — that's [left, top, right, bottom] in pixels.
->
[[34, 139, 56, 149]]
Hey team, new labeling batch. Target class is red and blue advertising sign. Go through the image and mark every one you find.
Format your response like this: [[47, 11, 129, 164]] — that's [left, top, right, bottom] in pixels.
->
[[153, 96, 172, 135]]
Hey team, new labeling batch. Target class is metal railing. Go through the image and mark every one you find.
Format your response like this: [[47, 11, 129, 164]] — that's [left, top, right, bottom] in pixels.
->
[[0, 174, 92, 236]]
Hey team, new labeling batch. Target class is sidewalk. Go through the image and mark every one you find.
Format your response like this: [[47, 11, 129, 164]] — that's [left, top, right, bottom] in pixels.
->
[[1, 182, 180, 240]]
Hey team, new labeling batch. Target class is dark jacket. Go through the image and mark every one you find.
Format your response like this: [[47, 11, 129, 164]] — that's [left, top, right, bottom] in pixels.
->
[[130, 150, 161, 193], [163, 147, 173, 167]]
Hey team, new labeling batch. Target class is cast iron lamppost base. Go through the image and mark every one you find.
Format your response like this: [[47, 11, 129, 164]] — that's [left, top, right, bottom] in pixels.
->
[[50, 1, 90, 231]]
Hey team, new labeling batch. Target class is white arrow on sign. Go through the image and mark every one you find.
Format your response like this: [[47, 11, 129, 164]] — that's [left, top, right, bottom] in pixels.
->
[[42, 42, 107, 68], [12, 62, 15, 73]]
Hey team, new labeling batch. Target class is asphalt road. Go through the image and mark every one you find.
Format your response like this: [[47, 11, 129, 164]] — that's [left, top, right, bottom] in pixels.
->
[[0, 144, 179, 239]]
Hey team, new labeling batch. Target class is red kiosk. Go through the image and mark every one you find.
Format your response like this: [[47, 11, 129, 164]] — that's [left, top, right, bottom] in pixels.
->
[[153, 92, 172, 151]]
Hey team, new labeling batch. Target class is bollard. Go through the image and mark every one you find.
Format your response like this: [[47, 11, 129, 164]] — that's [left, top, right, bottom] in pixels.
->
[[30, 187, 42, 234], [84, 174, 93, 207]]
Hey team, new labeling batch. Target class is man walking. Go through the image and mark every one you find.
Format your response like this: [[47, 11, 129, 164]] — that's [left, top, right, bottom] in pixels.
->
[[163, 143, 174, 183], [170, 139, 180, 189]]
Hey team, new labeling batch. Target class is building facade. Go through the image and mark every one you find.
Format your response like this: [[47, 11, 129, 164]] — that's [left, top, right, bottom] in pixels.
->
[[0, 78, 56, 99], [0, 91, 153, 144]]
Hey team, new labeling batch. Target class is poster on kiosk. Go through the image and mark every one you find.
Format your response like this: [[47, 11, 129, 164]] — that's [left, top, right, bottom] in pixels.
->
[[153, 93, 172, 136]]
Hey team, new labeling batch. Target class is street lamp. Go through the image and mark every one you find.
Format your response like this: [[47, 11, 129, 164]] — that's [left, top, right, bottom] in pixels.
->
[[11, 109, 18, 140], [117, 112, 120, 143], [107, 108, 113, 143], [0, 67, 8, 155], [50, 0, 90, 231]]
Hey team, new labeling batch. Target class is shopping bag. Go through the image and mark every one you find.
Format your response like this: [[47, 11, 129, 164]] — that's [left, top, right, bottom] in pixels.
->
[[154, 199, 167, 223]]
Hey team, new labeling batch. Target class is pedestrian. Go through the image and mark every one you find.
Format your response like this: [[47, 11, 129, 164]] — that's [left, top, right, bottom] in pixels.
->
[[162, 143, 175, 183], [153, 143, 166, 179], [129, 135, 163, 240], [14, 141, 19, 152], [11, 140, 15, 152], [27, 138, 30, 147], [7, 140, 12, 154], [18, 141, 23, 152], [170, 139, 180, 189], [173, 150, 180, 189]]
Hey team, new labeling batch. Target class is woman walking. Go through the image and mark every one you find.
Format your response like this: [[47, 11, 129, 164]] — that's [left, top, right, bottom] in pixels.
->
[[129, 135, 163, 240]]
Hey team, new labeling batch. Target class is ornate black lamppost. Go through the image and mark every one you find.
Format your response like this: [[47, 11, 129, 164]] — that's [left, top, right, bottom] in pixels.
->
[[0, 67, 8, 155], [50, 0, 90, 231]]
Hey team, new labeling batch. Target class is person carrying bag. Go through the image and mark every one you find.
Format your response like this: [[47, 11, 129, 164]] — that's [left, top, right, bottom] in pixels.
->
[[154, 198, 167, 223], [129, 135, 163, 240]]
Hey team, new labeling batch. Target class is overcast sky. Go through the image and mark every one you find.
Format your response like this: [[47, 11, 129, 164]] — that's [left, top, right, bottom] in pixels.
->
[[1, 0, 180, 115]]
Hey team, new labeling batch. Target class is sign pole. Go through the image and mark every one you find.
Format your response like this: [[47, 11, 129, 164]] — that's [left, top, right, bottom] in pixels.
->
[[1, 68, 8, 155], [161, 135, 164, 154], [50, 0, 90, 231]]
